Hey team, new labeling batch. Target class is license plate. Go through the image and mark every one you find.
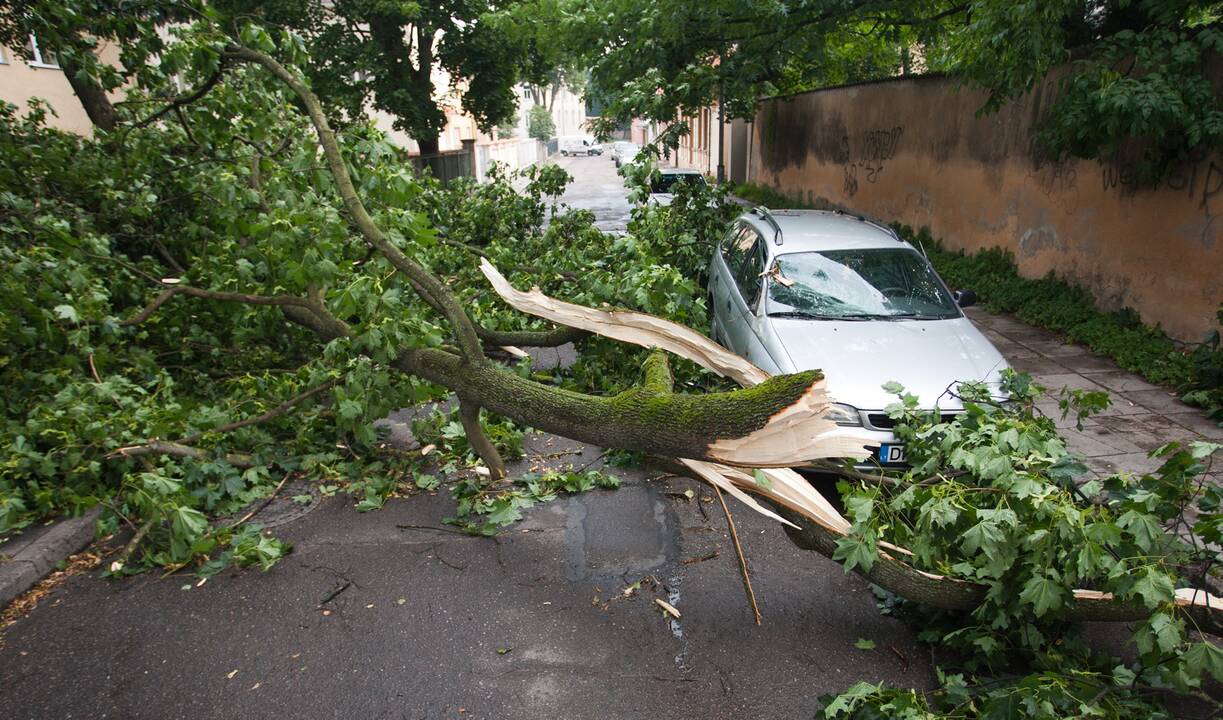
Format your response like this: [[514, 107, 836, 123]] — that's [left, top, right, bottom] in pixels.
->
[[878, 444, 906, 464]]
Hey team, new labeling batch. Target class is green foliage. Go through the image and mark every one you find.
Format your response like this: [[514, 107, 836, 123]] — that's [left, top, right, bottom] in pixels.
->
[[526, 105, 556, 141], [410, 405, 527, 473], [445, 468, 620, 535], [214, 0, 544, 150], [0, 15, 732, 572], [892, 224, 1223, 421], [822, 374, 1223, 717], [570, 1, 1221, 171]]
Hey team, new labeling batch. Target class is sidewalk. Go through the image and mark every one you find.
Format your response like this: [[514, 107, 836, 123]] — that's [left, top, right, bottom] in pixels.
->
[[965, 306, 1222, 480]]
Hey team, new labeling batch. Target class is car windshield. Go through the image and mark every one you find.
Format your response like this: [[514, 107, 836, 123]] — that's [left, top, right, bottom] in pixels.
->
[[766, 249, 959, 320], [650, 174, 706, 193]]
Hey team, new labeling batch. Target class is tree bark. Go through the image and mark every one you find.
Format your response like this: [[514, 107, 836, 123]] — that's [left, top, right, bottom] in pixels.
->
[[61, 55, 118, 132], [458, 401, 506, 482], [399, 348, 828, 465]]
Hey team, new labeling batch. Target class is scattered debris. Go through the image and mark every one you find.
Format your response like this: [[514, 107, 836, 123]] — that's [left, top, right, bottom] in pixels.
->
[[497, 647, 513, 655], [855, 638, 876, 650], [1, 550, 102, 645], [680, 550, 720, 565], [654, 598, 681, 619], [318, 580, 352, 607], [227, 669, 239, 679]]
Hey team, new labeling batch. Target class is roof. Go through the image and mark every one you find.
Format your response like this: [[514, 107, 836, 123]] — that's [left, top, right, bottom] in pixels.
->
[[659, 168, 703, 176], [744, 209, 908, 253]]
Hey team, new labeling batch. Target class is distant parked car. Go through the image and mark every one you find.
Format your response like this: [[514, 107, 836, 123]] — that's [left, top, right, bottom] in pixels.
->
[[645, 169, 707, 206], [558, 136, 602, 156], [707, 207, 1007, 468], [611, 141, 640, 168]]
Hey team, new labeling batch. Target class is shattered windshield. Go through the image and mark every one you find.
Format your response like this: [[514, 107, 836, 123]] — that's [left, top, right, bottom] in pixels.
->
[[766, 249, 959, 320]]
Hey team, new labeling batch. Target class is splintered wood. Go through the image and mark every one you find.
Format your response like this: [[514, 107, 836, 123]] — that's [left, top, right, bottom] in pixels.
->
[[479, 261, 1223, 619]]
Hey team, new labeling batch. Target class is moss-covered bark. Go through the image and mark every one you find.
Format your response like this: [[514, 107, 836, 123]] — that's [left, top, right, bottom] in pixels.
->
[[398, 347, 823, 464]]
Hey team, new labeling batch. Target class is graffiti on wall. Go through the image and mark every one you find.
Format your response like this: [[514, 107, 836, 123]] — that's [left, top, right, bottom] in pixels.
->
[[1100, 151, 1223, 214], [839, 126, 904, 196]]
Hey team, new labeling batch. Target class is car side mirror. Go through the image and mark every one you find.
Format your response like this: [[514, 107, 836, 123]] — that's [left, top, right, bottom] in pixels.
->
[[953, 289, 977, 308]]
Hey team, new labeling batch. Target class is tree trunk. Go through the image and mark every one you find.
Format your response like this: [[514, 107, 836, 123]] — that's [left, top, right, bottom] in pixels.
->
[[399, 348, 828, 465], [61, 56, 118, 132]]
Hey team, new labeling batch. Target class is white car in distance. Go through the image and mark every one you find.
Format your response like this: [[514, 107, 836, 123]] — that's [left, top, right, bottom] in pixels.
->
[[646, 169, 707, 206], [707, 207, 1008, 468], [611, 141, 640, 168]]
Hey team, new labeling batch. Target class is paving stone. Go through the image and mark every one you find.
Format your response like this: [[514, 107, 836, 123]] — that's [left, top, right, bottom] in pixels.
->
[[1090, 371, 1162, 394], [1004, 326, 1064, 344], [1020, 339, 1089, 357], [1054, 353, 1126, 374], [1060, 427, 1135, 458], [1165, 412, 1223, 441], [1124, 389, 1199, 416], [1084, 452, 1164, 476], [1007, 355, 1070, 375], [1094, 414, 1199, 452], [1091, 393, 1149, 417], [1032, 373, 1109, 393]]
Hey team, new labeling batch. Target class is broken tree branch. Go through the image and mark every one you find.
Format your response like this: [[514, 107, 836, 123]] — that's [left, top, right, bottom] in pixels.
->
[[177, 379, 337, 445], [714, 485, 762, 625], [458, 400, 507, 482]]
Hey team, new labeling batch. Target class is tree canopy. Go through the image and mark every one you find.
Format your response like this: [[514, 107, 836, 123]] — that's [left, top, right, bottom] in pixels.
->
[[569, 0, 1223, 169], [211, 0, 553, 153]]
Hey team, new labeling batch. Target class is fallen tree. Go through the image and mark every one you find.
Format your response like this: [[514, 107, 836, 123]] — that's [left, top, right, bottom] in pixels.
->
[[3, 15, 1220, 716]]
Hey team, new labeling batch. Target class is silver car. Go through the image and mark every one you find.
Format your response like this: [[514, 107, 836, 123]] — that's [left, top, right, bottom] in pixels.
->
[[707, 207, 1008, 467], [611, 141, 640, 168]]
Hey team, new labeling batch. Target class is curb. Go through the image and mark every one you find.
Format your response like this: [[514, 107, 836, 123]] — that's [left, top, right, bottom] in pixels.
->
[[0, 507, 100, 609]]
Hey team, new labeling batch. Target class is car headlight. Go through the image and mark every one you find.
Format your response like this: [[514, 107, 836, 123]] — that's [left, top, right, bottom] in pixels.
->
[[826, 403, 862, 427]]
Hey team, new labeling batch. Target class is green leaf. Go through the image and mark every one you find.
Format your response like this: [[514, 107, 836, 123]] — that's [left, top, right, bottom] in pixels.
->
[[171, 506, 208, 539], [1129, 567, 1175, 608], [53, 304, 78, 322], [1183, 641, 1223, 682], [1117, 509, 1163, 551], [1019, 573, 1065, 617], [854, 638, 876, 650], [752, 469, 772, 489], [832, 530, 877, 573]]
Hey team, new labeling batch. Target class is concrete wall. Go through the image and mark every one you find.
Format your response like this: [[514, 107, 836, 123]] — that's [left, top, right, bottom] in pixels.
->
[[746, 75, 1223, 342]]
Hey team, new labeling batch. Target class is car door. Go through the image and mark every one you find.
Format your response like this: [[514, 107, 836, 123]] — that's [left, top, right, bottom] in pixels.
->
[[709, 224, 752, 345], [727, 231, 773, 367]]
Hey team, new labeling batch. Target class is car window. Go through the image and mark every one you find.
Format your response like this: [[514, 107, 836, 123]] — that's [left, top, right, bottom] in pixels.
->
[[650, 174, 706, 193], [720, 225, 753, 272], [732, 232, 765, 308], [766, 249, 959, 319]]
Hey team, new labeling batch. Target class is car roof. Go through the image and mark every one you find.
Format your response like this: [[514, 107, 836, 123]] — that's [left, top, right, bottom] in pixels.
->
[[659, 168, 702, 175], [741, 209, 910, 253]]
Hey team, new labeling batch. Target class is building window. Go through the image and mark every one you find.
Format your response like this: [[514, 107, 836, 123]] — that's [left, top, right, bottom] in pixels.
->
[[27, 34, 59, 69]]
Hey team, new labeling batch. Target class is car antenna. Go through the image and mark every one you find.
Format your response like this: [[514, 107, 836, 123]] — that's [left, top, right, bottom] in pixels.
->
[[752, 206, 783, 245]]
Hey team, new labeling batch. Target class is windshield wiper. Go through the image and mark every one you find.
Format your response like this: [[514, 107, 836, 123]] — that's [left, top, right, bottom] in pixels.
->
[[767, 311, 841, 320], [842, 313, 951, 321]]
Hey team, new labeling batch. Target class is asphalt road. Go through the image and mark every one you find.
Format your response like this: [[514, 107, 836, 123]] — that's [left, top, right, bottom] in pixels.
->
[[0, 156, 932, 720]]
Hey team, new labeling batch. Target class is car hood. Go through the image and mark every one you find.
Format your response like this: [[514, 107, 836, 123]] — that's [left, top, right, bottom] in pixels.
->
[[647, 193, 675, 206], [765, 316, 1008, 411]]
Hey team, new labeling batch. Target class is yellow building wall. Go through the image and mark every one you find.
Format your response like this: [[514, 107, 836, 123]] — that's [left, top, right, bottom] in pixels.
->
[[0, 39, 122, 135]]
